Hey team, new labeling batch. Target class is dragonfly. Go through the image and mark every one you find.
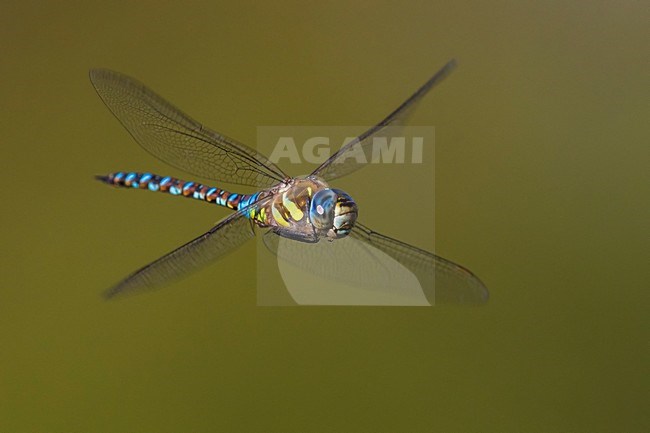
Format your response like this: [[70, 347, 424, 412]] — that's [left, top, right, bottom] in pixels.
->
[[91, 59, 489, 304]]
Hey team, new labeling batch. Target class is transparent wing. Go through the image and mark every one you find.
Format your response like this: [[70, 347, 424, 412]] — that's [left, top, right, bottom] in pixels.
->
[[310, 59, 456, 181], [262, 221, 488, 305], [104, 200, 267, 299], [90, 69, 287, 188], [351, 222, 488, 305], [262, 230, 430, 305]]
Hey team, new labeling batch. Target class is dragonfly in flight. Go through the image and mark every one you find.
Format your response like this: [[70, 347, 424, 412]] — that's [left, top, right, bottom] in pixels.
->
[[91, 59, 488, 304]]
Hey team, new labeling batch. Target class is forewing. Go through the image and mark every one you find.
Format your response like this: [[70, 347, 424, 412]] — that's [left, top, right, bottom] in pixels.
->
[[311, 60, 456, 181], [350, 222, 489, 305], [263, 231, 430, 305], [90, 69, 287, 188]]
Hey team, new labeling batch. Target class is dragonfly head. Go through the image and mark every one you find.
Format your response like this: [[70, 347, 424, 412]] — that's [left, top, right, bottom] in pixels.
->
[[309, 188, 358, 241]]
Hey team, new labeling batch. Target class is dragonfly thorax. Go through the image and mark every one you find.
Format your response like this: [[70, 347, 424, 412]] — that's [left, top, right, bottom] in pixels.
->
[[265, 176, 357, 242]]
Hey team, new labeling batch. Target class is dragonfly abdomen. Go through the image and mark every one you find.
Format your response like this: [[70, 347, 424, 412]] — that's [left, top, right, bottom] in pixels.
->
[[96, 171, 262, 211]]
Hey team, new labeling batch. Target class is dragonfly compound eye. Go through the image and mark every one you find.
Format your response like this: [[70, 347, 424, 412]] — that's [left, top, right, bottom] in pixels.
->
[[309, 189, 358, 239], [309, 189, 338, 232]]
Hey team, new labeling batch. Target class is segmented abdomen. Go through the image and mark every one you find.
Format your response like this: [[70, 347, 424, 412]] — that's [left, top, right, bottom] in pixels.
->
[[96, 171, 265, 212]]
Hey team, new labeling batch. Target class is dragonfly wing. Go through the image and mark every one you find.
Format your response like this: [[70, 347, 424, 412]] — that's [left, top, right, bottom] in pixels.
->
[[263, 230, 432, 305], [90, 69, 287, 188], [310, 60, 456, 181], [104, 201, 266, 299], [349, 222, 489, 305]]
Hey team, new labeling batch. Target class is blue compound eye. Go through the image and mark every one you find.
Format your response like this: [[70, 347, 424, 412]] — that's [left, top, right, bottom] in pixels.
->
[[309, 189, 337, 230], [309, 188, 358, 239]]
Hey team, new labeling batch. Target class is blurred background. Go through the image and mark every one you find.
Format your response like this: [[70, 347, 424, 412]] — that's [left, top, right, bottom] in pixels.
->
[[1, 1, 647, 432]]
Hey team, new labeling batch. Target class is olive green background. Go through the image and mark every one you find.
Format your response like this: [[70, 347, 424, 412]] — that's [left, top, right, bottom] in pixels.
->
[[1, 1, 647, 432]]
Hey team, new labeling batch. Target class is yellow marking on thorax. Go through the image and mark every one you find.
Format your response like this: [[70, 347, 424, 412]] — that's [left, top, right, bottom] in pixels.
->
[[251, 207, 267, 224], [272, 204, 290, 227], [282, 192, 304, 221]]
